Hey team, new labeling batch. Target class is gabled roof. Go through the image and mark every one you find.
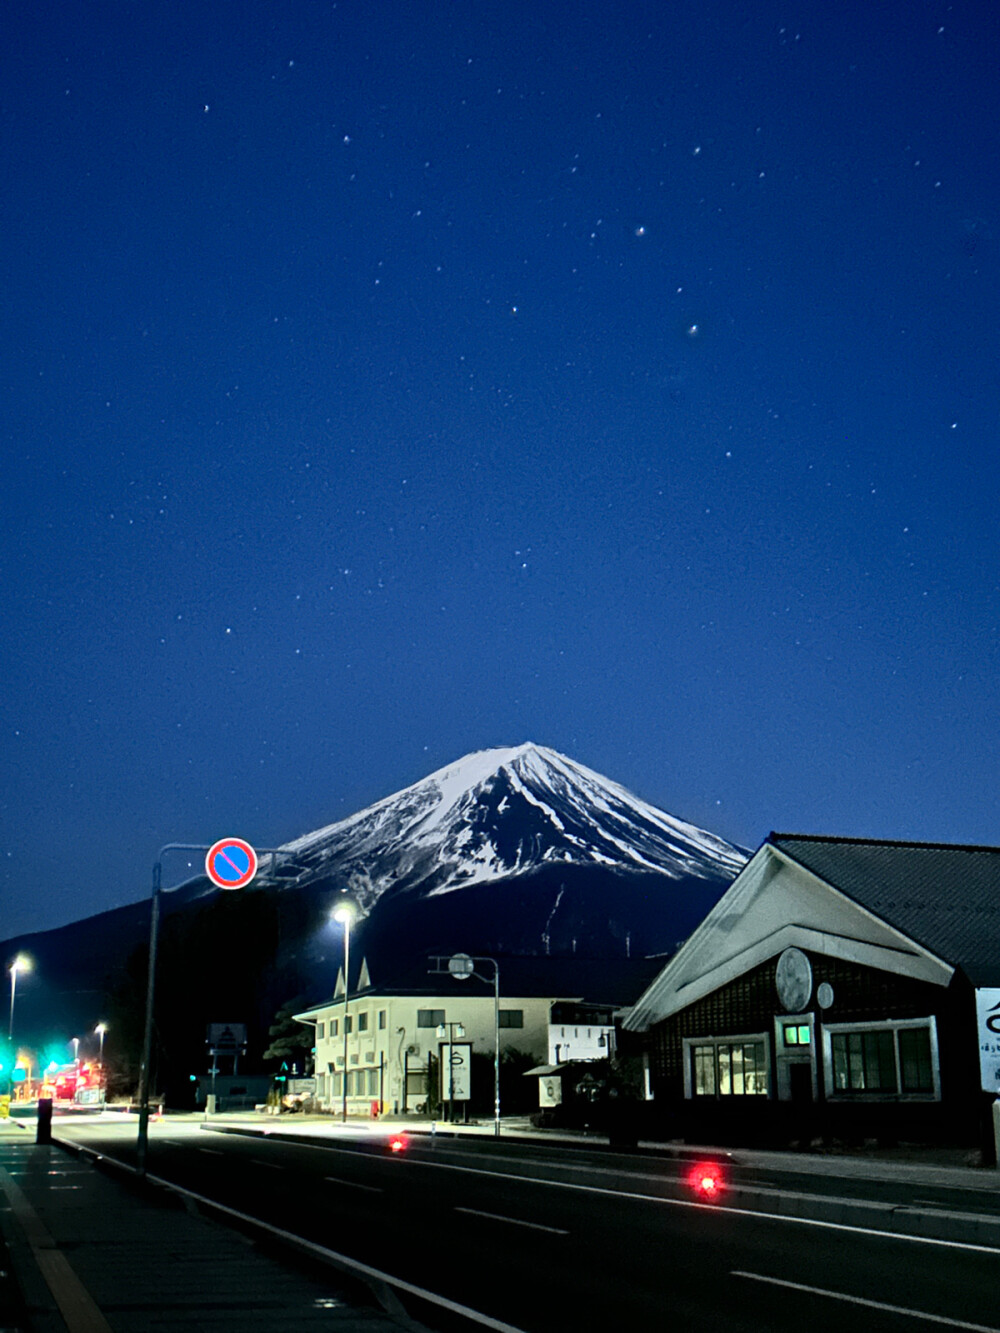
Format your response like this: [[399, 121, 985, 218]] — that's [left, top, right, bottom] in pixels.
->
[[769, 834, 1000, 987], [295, 954, 662, 1016]]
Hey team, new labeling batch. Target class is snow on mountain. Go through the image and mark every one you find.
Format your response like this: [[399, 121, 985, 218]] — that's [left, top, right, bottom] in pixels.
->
[[280, 743, 747, 916]]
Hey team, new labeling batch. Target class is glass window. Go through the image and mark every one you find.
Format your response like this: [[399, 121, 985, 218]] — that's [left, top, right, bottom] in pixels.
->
[[358, 1011, 368, 1032], [898, 1027, 934, 1093], [331, 1019, 338, 1037], [418, 1009, 445, 1028], [344, 1015, 353, 1034], [692, 1045, 716, 1096], [332, 1072, 342, 1097], [368, 1068, 379, 1095], [692, 1040, 767, 1097], [783, 1024, 811, 1046], [317, 1022, 325, 1040], [499, 1009, 524, 1028], [832, 1030, 898, 1092], [378, 1010, 387, 1030]]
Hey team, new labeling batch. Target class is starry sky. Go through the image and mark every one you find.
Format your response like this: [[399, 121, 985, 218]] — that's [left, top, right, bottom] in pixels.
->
[[3, 0, 999, 940]]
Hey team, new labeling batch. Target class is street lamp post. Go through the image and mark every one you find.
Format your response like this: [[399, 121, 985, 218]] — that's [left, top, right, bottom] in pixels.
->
[[137, 840, 291, 1174], [430, 954, 501, 1137], [7, 955, 32, 1043], [331, 899, 357, 1123], [95, 1024, 107, 1101], [71, 1037, 80, 1065]]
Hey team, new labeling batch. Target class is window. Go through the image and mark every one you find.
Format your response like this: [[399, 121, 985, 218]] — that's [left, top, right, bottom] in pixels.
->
[[689, 1039, 768, 1097], [344, 1015, 353, 1034], [499, 1009, 524, 1028], [418, 1009, 445, 1028], [832, 1030, 896, 1092], [368, 1068, 379, 1095], [317, 1022, 325, 1040], [332, 1072, 342, 1097], [898, 1026, 933, 1093], [783, 1024, 810, 1046], [331, 1019, 338, 1037], [829, 1023, 935, 1096], [357, 1011, 368, 1032], [378, 1010, 387, 1030]]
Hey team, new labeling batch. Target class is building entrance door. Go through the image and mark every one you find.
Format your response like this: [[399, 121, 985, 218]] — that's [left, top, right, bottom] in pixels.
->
[[789, 1061, 813, 1103]]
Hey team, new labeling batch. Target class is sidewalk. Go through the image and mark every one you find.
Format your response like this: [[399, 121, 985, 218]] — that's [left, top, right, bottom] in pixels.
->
[[0, 1121, 417, 1333]]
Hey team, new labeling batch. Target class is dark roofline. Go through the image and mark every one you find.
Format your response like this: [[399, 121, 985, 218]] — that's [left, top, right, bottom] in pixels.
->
[[768, 832, 1000, 856]]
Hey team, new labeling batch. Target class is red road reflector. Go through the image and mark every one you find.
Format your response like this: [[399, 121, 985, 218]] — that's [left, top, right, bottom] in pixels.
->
[[388, 1135, 406, 1153], [687, 1162, 724, 1201]]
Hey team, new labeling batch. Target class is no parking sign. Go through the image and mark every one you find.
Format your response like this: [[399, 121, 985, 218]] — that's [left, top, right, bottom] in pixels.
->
[[205, 838, 258, 890]]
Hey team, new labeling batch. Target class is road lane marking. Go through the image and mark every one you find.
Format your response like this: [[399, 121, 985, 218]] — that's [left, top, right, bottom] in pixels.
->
[[71, 1152, 531, 1333], [252, 1159, 283, 1170], [198, 1148, 224, 1155], [455, 1206, 568, 1235], [324, 1175, 383, 1193], [74, 1132, 1000, 1257], [731, 1271, 1000, 1332]]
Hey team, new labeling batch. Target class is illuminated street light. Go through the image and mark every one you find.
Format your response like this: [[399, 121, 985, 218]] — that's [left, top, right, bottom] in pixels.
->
[[331, 898, 358, 1123], [71, 1037, 80, 1064], [7, 954, 32, 1042], [95, 1023, 107, 1065]]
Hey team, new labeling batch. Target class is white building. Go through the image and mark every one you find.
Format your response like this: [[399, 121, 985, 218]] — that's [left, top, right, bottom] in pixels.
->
[[293, 957, 653, 1117]]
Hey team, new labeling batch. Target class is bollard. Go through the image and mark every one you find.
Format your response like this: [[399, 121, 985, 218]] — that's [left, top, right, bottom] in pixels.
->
[[36, 1097, 53, 1145]]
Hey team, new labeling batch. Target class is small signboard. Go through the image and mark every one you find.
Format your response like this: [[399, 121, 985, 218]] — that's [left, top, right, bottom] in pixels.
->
[[206, 1023, 248, 1055], [205, 839, 258, 890], [439, 1042, 473, 1101], [975, 989, 1000, 1094]]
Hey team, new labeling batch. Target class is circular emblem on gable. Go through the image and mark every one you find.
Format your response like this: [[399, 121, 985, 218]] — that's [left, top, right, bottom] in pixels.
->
[[816, 982, 834, 1010], [775, 947, 813, 1013]]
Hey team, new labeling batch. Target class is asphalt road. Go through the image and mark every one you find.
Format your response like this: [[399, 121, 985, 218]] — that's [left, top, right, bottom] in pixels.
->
[[55, 1119, 1000, 1333]]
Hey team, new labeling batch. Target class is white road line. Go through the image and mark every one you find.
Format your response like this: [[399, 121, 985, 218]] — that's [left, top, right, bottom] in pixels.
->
[[731, 1271, 1000, 1332], [252, 1159, 283, 1170], [198, 1148, 223, 1156], [138, 1168, 531, 1333], [324, 1175, 383, 1193], [455, 1206, 568, 1236]]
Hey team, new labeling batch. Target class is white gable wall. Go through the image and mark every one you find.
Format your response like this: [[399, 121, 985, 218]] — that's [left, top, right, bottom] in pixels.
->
[[626, 845, 954, 1029]]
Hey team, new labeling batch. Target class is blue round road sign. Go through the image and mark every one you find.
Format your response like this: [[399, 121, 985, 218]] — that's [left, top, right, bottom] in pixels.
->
[[205, 838, 258, 890]]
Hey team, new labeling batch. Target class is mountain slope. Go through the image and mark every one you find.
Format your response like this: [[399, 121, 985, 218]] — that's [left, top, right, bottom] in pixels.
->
[[280, 743, 746, 915]]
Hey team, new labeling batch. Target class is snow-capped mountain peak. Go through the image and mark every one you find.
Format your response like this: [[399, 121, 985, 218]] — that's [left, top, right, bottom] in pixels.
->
[[281, 744, 747, 915]]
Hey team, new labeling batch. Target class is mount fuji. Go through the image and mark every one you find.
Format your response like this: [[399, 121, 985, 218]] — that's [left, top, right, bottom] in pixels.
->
[[0, 744, 748, 1073], [280, 743, 746, 925]]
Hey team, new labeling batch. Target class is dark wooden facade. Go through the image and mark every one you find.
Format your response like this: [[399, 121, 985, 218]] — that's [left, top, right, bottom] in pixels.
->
[[645, 950, 988, 1152]]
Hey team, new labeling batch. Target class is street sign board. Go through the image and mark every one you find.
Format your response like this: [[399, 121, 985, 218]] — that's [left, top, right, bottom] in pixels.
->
[[205, 838, 258, 890], [976, 989, 1000, 1093], [206, 1023, 247, 1055], [439, 1042, 473, 1101]]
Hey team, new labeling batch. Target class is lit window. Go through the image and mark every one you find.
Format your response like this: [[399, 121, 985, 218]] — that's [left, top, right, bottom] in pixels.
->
[[690, 1040, 768, 1097], [783, 1024, 810, 1046]]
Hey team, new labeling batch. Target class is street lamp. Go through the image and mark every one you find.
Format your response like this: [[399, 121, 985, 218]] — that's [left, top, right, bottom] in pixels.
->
[[331, 898, 357, 1123], [95, 1023, 107, 1066], [71, 1037, 80, 1064], [7, 954, 32, 1042], [430, 953, 502, 1137]]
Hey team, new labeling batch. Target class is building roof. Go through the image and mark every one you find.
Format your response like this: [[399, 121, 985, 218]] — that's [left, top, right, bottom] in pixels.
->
[[770, 833, 1000, 987], [295, 954, 663, 1016]]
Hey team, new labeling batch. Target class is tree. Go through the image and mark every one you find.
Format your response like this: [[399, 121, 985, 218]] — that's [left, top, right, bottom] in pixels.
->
[[263, 998, 314, 1073]]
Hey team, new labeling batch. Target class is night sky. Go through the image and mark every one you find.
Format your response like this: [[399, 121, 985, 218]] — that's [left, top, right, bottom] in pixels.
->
[[3, 1, 999, 941]]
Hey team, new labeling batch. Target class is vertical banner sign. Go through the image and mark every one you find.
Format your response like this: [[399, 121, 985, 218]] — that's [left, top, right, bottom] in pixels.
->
[[439, 1043, 473, 1101], [975, 989, 1000, 1093]]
